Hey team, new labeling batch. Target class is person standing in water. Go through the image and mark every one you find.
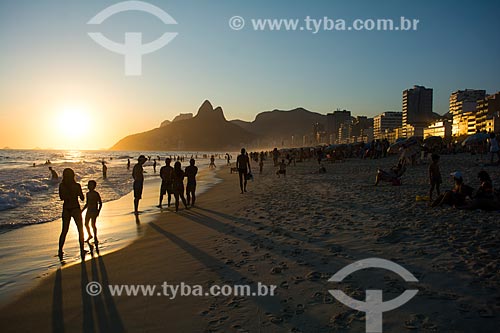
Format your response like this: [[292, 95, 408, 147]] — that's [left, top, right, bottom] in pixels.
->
[[58, 168, 85, 259], [127, 158, 131, 170], [209, 155, 216, 169], [172, 161, 188, 212], [49, 166, 58, 180], [237, 148, 251, 193], [158, 158, 174, 208], [133, 155, 147, 215], [153, 159, 157, 173], [81, 180, 102, 243], [185, 158, 198, 207], [102, 161, 107, 179]]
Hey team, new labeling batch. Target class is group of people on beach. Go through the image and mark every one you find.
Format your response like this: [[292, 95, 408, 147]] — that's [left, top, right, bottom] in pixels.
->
[[132, 155, 199, 214], [428, 153, 499, 210], [57, 168, 102, 259]]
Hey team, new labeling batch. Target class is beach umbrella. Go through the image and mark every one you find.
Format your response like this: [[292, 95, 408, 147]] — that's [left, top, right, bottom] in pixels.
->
[[423, 136, 443, 149], [423, 136, 442, 145], [461, 133, 489, 146]]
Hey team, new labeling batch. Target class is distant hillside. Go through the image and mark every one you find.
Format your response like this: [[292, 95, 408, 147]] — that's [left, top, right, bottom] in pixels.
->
[[111, 101, 255, 151], [172, 113, 193, 122], [231, 108, 326, 145]]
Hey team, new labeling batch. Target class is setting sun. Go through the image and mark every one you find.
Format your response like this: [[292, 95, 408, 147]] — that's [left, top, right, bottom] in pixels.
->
[[57, 107, 90, 140]]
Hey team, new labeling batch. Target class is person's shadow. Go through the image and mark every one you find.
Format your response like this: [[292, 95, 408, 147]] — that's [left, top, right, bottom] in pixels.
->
[[51, 244, 125, 333]]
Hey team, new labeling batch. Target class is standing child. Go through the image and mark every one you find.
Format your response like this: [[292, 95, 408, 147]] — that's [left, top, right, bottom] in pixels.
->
[[429, 154, 442, 200], [82, 180, 102, 243]]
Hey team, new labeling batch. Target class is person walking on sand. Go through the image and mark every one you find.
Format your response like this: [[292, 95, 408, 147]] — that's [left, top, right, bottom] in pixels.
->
[[58, 168, 85, 259], [153, 159, 157, 173], [49, 166, 58, 180], [158, 158, 174, 208], [428, 154, 442, 200], [276, 159, 287, 178], [488, 133, 500, 164], [172, 161, 189, 212], [102, 161, 107, 179], [185, 158, 198, 207], [81, 180, 102, 243], [237, 148, 251, 193], [133, 155, 147, 215]]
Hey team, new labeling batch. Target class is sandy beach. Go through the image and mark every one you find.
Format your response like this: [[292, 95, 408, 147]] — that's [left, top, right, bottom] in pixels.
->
[[1, 155, 499, 332]]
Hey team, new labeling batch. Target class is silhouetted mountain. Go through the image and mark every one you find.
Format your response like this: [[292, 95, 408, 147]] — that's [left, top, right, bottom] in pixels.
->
[[111, 101, 255, 151], [231, 107, 326, 145], [172, 113, 193, 122]]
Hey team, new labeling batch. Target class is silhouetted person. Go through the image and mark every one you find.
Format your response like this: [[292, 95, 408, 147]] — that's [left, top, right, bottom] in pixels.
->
[[489, 133, 500, 164], [172, 161, 188, 212], [58, 168, 85, 259], [127, 158, 130, 170], [429, 154, 442, 200], [158, 158, 174, 208], [102, 161, 107, 179], [209, 155, 216, 169], [276, 159, 287, 178], [185, 158, 198, 206], [133, 155, 147, 214], [81, 180, 102, 243], [237, 148, 251, 193], [49, 166, 58, 180], [153, 159, 157, 173]]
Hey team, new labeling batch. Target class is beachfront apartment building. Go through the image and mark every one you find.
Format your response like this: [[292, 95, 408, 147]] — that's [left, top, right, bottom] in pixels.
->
[[449, 89, 486, 136], [452, 111, 477, 137], [402, 85, 433, 138], [485, 112, 500, 134], [373, 111, 402, 140], [475, 92, 500, 132], [326, 109, 351, 143], [424, 119, 452, 139], [449, 89, 486, 116]]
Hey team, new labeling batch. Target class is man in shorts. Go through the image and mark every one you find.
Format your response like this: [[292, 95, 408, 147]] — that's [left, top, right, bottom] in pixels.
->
[[158, 158, 174, 208], [133, 155, 147, 214]]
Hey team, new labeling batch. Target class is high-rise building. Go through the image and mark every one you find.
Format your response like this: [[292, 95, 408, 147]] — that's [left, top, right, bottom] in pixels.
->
[[326, 109, 351, 143], [449, 89, 486, 116], [475, 92, 500, 132], [424, 119, 452, 139], [373, 111, 402, 140], [402, 85, 433, 138], [449, 89, 486, 136], [312, 122, 326, 144]]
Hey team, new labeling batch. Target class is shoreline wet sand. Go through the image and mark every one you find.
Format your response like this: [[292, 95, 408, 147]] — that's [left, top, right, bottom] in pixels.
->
[[0, 167, 219, 305], [1, 155, 499, 332]]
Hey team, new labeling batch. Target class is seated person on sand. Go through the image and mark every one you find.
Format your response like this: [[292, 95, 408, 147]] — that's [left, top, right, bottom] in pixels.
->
[[431, 171, 473, 207], [459, 171, 500, 211], [375, 161, 406, 186], [276, 159, 287, 178]]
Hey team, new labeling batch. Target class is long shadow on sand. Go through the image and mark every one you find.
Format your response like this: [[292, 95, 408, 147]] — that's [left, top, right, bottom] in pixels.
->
[[52, 269, 64, 333], [149, 222, 321, 330], [77, 247, 125, 333]]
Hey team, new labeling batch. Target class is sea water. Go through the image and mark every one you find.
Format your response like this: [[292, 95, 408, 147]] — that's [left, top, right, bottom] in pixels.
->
[[0, 149, 226, 304], [0, 149, 224, 232]]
